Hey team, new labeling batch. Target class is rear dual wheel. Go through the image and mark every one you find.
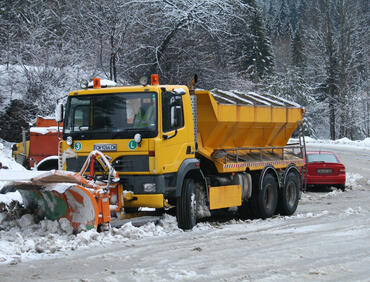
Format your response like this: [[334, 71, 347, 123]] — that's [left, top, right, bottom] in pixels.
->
[[238, 200, 257, 219], [278, 172, 300, 215], [249, 173, 278, 219]]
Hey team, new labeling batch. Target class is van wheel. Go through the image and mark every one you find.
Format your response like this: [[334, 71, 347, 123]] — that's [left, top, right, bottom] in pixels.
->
[[176, 178, 197, 230], [278, 172, 300, 215], [338, 184, 345, 191], [252, 173, 278, 219]]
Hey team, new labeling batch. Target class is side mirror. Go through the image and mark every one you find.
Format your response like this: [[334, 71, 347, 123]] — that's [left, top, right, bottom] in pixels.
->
[[55, 103, 64, 123], [170, 106, 176, 127], [173, 88, 186, 95], [170, 105, 183, 127]]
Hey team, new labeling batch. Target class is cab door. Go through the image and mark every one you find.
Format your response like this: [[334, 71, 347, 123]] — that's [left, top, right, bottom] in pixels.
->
[[156, 90, 194, 174]]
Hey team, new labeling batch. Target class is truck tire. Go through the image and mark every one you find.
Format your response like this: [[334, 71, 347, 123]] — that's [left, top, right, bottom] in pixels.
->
[[124, 207, 139, 214], [252, 173, 278, 219], [176, 178, 197, 230], [278, 172, 300, 215], [238, 200, 257, 219]]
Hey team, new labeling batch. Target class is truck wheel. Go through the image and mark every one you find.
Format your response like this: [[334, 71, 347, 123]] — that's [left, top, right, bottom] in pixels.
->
[[238, 200, 257, 219], [253, 173, 278, 219], [176, 178, 197, 230], [278, 172, 300, 215], [124, 207, 139, 214]]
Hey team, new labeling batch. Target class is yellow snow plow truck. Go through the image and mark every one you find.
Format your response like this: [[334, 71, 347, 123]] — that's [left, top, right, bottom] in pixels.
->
[[4, 75, 306, 231]]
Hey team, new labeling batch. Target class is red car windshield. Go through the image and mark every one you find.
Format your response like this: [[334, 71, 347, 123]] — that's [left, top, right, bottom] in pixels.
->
[[307, 153, 339, 163]]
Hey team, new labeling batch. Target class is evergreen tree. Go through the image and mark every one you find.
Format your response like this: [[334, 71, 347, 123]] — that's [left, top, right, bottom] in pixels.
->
[[0, 100, 38, 142], [264, 0, 276, 37], [297, 0, 309, 25], [241, 0, 274, 81], [291, 21, 305, 68], [276, 0, 291, 38], [288, 0, 298, 31]]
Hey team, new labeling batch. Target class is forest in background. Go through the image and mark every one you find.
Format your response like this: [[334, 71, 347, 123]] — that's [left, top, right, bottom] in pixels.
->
[[0, 0, 368, 142]]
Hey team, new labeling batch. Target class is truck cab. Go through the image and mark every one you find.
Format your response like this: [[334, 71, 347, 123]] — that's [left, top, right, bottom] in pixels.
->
[[61, 77, 198, 209]]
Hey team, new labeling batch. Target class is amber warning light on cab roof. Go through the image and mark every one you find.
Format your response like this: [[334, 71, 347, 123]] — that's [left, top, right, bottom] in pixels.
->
[[151, 74, 159, 85], [86, 74, 159, 89], [93, 77, 101, 88]]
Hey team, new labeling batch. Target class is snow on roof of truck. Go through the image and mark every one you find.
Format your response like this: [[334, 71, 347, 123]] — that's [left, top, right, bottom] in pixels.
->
[[213, 90, 254, 105], [210, 89, 302, 108], [30, 126, 61, 135], [88, 79, 117, 88]]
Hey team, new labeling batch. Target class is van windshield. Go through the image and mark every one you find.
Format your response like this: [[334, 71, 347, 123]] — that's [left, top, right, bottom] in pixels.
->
[[63, 92, 157, 139]]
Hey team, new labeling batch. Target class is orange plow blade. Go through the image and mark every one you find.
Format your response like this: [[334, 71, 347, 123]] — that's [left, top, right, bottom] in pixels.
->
[[1, 151, 120, 232], [3, 169, 114, 231], [18, 183, 100, 231]]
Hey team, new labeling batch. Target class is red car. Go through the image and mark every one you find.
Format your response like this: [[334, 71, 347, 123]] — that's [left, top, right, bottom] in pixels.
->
[[304, 151, 346, 191]]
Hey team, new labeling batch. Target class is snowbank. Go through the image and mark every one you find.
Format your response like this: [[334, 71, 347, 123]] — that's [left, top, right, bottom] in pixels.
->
[[0, 141, 26, 171], [0, 213, 187, 265], [304, 137, 370, 151], [0, 140, 25, 205]]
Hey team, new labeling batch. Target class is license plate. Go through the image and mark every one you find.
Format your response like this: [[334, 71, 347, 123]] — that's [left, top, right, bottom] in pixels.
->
[[317, 168, 332, 174], [94, 144, 117, 152]]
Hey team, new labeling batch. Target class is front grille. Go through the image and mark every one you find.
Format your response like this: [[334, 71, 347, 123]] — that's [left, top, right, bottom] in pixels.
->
[[66, 155, 149, 173], [66, 156, 87, 172], [66, 156, 105, 172], [113, 155, 149, 172]]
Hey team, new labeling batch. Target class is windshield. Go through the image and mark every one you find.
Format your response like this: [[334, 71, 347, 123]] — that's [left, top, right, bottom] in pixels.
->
[[63, 92, 157, 139], [307, 153, 339, 163]]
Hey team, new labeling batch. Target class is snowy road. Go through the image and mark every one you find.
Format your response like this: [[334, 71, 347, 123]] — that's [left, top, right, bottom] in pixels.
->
[[1, 143, 370, 281]]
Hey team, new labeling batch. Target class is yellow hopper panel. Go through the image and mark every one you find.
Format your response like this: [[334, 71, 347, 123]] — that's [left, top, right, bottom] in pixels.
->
[[195, 89, 304, 172]]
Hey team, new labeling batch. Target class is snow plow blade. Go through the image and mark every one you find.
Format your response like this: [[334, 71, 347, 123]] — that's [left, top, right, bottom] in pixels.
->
[[18, 183, 100, 231], [0, 151, 120, 232]]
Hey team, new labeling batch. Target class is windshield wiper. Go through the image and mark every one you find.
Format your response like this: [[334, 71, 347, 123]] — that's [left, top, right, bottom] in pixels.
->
[[125, 128, 154, 132]]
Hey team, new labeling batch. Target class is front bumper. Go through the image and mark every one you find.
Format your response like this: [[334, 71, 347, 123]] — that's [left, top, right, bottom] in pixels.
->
[[123, 193, 170, 209], [306, 175, 346, 185]]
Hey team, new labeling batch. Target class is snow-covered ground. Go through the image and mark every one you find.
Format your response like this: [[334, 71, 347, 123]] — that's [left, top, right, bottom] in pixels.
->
[[0, 138, 370, 281], [305, 136, 370, 151]]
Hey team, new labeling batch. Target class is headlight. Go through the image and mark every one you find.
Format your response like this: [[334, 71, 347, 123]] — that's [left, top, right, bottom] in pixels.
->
[[143, 183, 156, 192], [134, 133, 142, 144], [66, 136, 73, 146]]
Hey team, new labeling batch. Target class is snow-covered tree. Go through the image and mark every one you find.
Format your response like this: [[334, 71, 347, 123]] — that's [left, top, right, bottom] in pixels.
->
[[291, 21, 305, 69], [0, 99, 38, 142], [0, 0, 368, 141], [275, 0, 291, 39], [239, 0, 274, 81], [303, 0, 369, 139]]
